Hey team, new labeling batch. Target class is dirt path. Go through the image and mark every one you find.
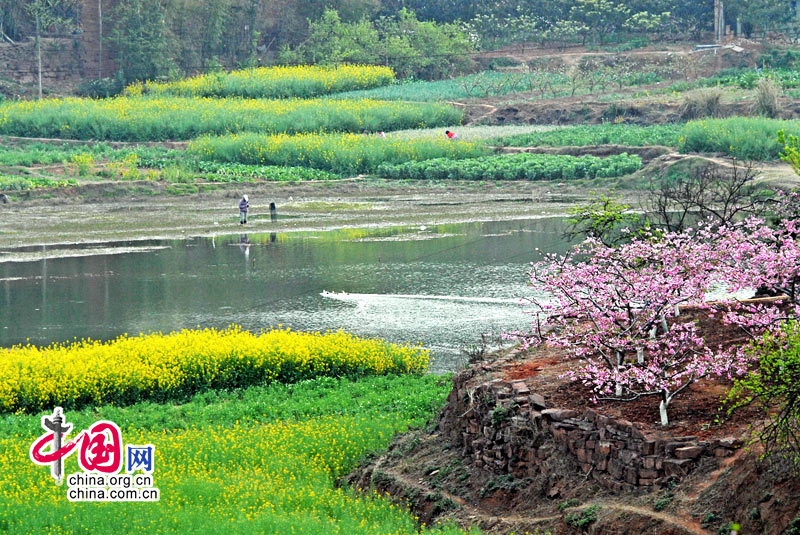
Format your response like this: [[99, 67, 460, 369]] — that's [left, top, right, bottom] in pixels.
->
[[370, 455, 710, 535]]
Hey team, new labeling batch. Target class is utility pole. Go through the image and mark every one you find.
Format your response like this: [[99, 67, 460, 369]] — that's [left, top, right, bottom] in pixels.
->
[[98, 0, 103, 79]]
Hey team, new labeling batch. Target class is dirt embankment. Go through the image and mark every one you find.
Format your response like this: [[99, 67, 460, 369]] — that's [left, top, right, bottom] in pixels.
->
[[347, 320, 800, 535], [464, 94, 800, 127]]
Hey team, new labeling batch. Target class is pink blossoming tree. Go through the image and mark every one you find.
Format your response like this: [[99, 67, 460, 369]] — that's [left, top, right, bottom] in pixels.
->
[[520, 216, 798, 426]]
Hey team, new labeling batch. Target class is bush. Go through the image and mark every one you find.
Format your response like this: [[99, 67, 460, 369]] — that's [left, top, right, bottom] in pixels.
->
[[282, 9, 475, 81], [77, 76, 125, 98], [679, 88, 724, 120], [189, 132, 487, 175], [678, 117, 800, 160], [376, 153, 642, 181], [753, 77, 781, 118]]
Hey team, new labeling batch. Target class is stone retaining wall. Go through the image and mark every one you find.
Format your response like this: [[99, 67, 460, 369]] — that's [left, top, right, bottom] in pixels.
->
[[439, 364, 742, 492]]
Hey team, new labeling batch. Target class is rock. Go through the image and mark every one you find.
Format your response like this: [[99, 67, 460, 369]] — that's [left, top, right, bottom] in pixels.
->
[[717, 436, 743, 448], [511, 381, 530, 395], [529, 393, 547, 409], [542, 408, 578, 421], [618, 449, 639, 465], [714, 447, 734, 458], [674, 446, 703, 459], [663, 458, 693, 477]]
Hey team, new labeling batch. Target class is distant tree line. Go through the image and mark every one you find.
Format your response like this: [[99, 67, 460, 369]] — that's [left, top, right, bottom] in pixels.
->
[[1, 0, 799, 87]]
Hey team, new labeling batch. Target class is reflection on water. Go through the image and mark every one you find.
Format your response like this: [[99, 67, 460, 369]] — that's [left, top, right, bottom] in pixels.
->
[[0, 218, 572, 372]]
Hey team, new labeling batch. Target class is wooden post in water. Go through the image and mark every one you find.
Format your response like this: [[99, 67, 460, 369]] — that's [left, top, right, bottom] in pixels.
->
[[269, 202, 277, 222]]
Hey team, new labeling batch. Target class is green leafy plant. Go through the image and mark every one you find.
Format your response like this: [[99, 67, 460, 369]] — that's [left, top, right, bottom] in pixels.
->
[[565, 505, 599, 529], [69, 152, 95, 177], [558, 498, 580, 511], [653, 494, 673, 512], [725, 323, 800, 470]]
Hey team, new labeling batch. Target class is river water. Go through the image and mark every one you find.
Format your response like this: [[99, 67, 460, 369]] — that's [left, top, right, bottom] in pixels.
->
[[0, 218, 572, 372]]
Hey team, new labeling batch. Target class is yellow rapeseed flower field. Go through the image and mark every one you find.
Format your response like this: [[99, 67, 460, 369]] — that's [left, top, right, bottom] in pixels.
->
[[127, 64, 396, 99], [0, 326, 430, 413], [0, 96, 462, 141], [188, 132, 487, 174]]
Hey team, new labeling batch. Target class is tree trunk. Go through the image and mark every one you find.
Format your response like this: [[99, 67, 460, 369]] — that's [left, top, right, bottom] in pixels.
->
[[36, 14, 42, 100], [615, 352, 623, 396], [659, 392, 670, 426]]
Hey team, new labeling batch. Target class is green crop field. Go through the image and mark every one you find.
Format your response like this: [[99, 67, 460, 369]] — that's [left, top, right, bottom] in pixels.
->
[[0, 374, 478, 535], [377, 152, 642, 181]]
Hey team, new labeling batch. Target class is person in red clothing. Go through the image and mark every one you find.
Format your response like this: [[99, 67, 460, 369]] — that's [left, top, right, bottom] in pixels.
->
[[445, 130, 458, 140]]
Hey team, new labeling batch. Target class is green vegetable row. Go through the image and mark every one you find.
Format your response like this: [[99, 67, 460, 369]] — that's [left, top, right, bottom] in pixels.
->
[[376, 152, 643, 181]]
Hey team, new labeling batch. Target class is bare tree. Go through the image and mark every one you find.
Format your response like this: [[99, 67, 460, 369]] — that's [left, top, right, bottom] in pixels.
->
[[646, 158, 772, 233], [23, 0, 77, 99]]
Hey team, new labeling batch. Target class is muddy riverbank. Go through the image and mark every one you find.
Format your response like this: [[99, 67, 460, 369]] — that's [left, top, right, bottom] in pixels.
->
[[0, 178, 599, 250]]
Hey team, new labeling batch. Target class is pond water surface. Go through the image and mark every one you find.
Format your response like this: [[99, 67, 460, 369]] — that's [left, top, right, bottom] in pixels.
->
[[0, 218, 572, 372]]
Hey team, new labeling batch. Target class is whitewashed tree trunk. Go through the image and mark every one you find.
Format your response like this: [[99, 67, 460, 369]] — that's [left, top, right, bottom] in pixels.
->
[[659, 392, 672, 426], [615, 352, 623, 396], [636, 347, 644, 364]]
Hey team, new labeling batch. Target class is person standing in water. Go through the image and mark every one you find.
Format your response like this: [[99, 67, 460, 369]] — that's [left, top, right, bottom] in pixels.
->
[[239, 194, 249, 224]]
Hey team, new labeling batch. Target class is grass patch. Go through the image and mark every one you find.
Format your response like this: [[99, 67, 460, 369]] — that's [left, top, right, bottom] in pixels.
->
[[189, 132, 487, 175], [678, 116, 800, 160], [132, 64, 394, 99], [492, 124, 682, 148], [0, 97, 463, 141], [376, 153, 642, 181], [0, 326, 431, 414], [0, 374, 478, 535]]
